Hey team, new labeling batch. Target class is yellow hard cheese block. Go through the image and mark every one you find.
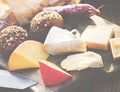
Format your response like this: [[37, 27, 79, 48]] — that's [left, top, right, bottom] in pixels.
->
[[8, 40, 49, 71], [110, 38, 120, 60], [81, 26, 114, 50]]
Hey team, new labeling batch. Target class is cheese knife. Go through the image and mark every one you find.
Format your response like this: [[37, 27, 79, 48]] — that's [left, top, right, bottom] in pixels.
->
[[0, 70, 37, 89]]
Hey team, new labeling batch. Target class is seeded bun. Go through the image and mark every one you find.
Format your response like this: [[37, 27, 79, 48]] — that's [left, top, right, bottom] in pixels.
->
[[0, 25, 28, 58], [30, 10, 63, 42]]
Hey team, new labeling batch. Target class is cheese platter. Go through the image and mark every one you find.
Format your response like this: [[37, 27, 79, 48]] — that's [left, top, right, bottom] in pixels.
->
[[0, 0, 120, 92]]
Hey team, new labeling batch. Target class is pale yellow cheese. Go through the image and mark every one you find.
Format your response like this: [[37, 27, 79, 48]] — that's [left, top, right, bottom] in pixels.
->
[[110, 38, 120, 60], [8, 40, 49, 71], [81, 26, 114, 50]]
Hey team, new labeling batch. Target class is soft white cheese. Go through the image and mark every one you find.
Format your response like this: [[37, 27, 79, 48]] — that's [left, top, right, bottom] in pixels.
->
[[61, 51, 103, 71]]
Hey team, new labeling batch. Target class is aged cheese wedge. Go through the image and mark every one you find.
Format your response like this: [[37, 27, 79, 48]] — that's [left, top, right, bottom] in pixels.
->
[[39, 60, 72, 86], [61, 51, 103, 71], [81, 26, 114, 50], [110, 38, 120, 60], [44, 26, 87, 55], [8, 40, 49, 71]]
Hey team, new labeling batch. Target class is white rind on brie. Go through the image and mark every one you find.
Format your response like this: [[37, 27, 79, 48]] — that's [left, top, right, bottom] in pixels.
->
[[44, 26, 87, 55]]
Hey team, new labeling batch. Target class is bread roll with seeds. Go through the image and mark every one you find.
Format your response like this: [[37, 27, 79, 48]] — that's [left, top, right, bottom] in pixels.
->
[[0, 26, 28, 58], [30, 10, 63, 42]]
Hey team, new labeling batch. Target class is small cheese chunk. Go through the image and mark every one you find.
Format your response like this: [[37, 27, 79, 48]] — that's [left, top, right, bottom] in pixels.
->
[[44, 26, 87, 55], [110, 38, 120, 60], [61, 51, 103, 71], [8, 40, 49, 71], [81, 26, 114, 50]]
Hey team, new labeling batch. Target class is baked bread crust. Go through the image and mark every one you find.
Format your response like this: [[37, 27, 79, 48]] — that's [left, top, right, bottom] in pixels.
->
[[0, 0, 80, 30]]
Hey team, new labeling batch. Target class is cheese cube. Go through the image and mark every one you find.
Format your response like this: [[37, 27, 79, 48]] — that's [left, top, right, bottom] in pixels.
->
[[81, 26, 114, 50], [110, 38, 120, 60]]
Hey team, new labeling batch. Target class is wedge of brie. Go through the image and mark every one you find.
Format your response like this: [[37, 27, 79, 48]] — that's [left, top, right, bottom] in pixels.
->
[[61, 51, 103, 71], [44, 26, 87, 55]]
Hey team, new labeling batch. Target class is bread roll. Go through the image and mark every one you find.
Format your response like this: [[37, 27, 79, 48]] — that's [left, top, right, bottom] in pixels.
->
[[0, 26, 28, 58], [30, 11, 63, 42]]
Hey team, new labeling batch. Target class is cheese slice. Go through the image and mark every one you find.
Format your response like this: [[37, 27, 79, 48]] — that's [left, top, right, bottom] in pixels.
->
[[81, 26, 114, 50], [44, 26, 87, 55], [110, 38, 120, 60], [8, 40, 49, 71], [61, 51, 103, 71]]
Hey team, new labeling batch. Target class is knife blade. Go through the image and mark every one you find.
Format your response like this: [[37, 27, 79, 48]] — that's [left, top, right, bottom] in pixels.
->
[[0, 70, 37, 89]]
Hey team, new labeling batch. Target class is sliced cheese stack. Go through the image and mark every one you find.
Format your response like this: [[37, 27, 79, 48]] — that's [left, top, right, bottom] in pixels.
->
[[81, 26, 114, 50], [44, 26, 87, 55], [110, 38, 120, 60], [8, 40, 49, 71], [61, 51, 103, 71]]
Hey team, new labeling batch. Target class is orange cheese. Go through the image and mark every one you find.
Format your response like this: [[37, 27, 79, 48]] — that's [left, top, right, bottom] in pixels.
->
[[8, 40, 49, 71], [81, 26, 114, 50], [110, 38, 120, 60]]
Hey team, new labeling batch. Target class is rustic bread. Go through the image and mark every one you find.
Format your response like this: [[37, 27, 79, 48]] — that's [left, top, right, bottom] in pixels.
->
[[0, 1, 17, 31], [0, 0, 80, 30]]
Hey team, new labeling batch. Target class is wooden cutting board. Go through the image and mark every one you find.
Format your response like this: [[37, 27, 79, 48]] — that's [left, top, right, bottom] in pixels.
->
[[0, 15, 120, 92]]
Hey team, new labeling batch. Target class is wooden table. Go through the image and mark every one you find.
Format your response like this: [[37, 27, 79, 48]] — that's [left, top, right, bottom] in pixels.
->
[[0, 1, 120, 92]]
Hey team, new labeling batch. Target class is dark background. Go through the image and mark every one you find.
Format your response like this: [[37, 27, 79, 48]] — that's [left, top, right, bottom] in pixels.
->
[[81, 0, 120, 26], [0, 0, 120, 92], [60, 0, 120, 92]]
